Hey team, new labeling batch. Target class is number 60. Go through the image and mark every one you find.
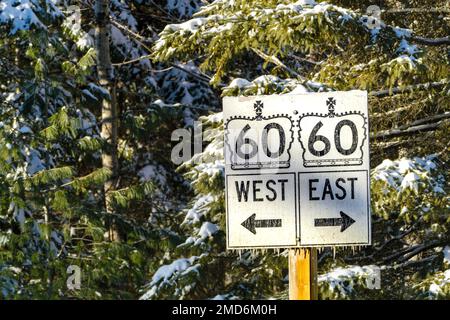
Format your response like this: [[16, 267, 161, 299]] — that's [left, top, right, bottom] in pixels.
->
[[308, 120, 358, 157], [235, 123, 286, 160]]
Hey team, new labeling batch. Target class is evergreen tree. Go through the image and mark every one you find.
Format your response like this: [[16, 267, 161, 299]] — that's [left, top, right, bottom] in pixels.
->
[[143, 0, 449, 299], [0, 0, 214, 298], [0, 0, 448, 300]]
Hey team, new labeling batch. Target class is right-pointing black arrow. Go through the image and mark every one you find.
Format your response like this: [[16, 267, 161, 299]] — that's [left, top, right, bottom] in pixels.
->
[[314, 211, 355, 232]]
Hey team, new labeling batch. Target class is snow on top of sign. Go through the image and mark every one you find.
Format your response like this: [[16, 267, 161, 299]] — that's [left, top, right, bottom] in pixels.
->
[[223, 75, 324, 95]]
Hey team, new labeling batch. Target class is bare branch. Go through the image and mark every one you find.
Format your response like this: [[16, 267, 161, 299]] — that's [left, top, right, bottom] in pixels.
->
[[398, 242, 446, 263], [170, 64, 212, 83], [369, 79, 448, 98], [371, 112, 450, 140], [383, 255, 438, 270], [251, 48, 306, 81], [410, 36, 450, 46]]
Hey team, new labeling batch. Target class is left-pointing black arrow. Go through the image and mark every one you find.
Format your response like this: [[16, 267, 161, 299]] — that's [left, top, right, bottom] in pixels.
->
[[241, 213, 282, 234], [314, 211, 355, 232]]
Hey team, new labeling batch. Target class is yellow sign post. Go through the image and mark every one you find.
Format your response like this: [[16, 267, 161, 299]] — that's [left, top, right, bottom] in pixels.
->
[[289, 248, 318, 300]]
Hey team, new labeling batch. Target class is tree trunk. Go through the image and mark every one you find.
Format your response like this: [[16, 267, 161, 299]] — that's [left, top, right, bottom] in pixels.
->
[[95, 0, 120, 242]]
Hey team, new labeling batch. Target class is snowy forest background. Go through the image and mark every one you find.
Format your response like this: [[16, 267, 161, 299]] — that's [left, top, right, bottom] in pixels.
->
[[0, 0, 448, 299]]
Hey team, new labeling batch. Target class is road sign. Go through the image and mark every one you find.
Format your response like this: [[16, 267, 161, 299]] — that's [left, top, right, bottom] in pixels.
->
[[223, 91, 371, 248]]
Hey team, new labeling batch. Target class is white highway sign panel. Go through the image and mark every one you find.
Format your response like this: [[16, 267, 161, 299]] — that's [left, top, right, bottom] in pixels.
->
[[223, 91, 371, 248]]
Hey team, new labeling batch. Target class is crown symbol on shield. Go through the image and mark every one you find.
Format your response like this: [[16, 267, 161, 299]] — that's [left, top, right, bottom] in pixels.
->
[[326, 97, 336, 117]]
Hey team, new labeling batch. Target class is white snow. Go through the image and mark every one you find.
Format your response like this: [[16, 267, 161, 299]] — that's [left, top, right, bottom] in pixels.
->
[[183, 195, 214, 225], [193, 161, 224, 180], [76, 33, 94, 50], [385, 54, 417, 69], [210, 293, 238, 300], [0, 0, 44, 34], [88, 83, 110, 97], [397, 39, 419, 56], [181, 221, 219, 246], [118, 10, 137, 31], [319, 265, 379, 296], [429, 283, 441, 295], [393, 27, 412, 38], [204, 112, 223, 124], [166, 17, 208, 33], [443, 246, 450, 265], [13, 207, 26, 226], [18, 126, 32, 134], [227, 78, 252, 89], [428, 270, 450, 297], [152, 99, 181, 108], [253, 75, 280, 86], [82, 89, 98, 101], [111, 25, 128, 46], [400, 172, 420, 193], [140, 254, 205, 299], [197, 222, 219, 241], [398, 158, 415, 174], [26, 148, 45, 175], [288, 84, 309, 94], [156, 1, 355, 54], [372, 156, 442, 195], [137, 164, 167, 185], [0, 0, 62, 34]]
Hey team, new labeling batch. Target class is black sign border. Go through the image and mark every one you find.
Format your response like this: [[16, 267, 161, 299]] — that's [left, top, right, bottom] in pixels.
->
[[297, 109, 368, 168], [226, 172, 298, 249], [297, 169, 371, 246], [224, 114, 295, 170]]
